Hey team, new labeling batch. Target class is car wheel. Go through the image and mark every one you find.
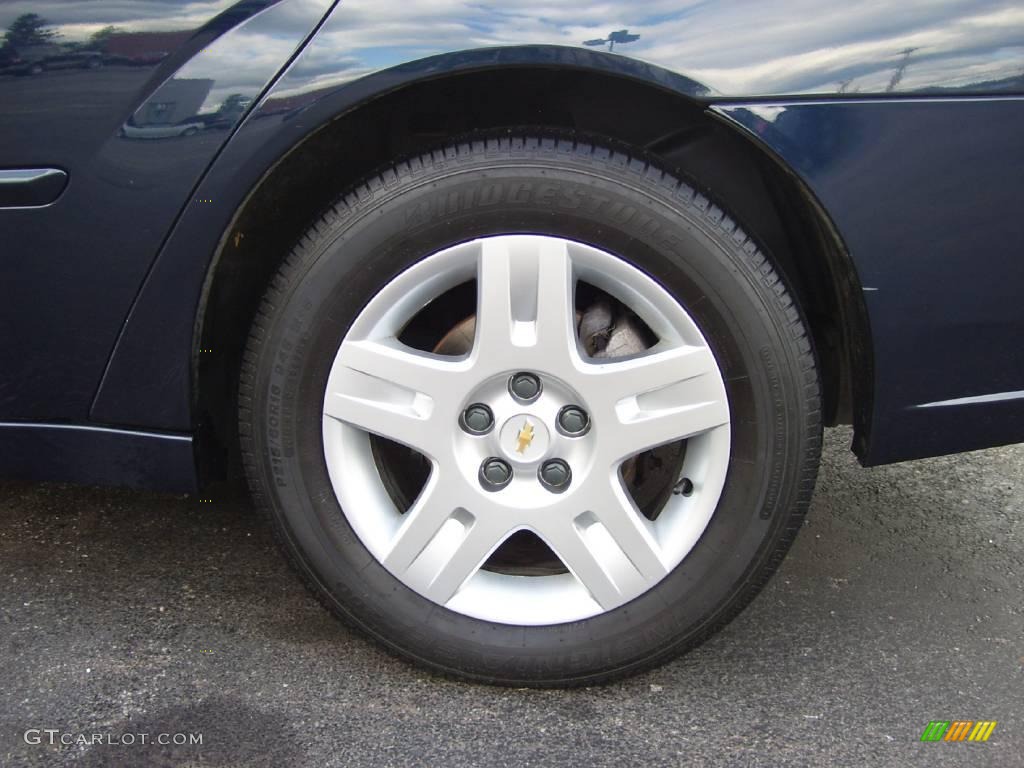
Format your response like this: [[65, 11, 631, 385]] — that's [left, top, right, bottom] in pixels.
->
[[239, 135, 821, 686]]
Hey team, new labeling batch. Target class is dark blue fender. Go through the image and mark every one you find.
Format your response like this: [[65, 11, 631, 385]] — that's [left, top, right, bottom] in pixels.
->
[[88, 44, 723, 435], [716, 99, 1024, 463]]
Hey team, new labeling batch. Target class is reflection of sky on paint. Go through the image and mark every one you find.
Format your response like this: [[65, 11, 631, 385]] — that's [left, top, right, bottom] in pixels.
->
[[178, 30, 300, 114], [270, 0, 1024, 98], [0, 1, 237, 39], [175, 1, 330, 114], [110, 0, 325, 117], [6, 0, 1022, 100], [0, 1, 322, 49]]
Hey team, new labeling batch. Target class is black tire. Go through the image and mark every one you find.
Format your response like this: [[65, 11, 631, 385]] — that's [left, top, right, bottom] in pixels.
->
[[239, 135, 821, 686]]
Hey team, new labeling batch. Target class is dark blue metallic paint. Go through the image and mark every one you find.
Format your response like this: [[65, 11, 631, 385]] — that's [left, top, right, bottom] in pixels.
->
[[718, 98, 1024, 462], [0, 422, 196, 492], [0, 0, 330, 421], [2, 0, 1023, 488]]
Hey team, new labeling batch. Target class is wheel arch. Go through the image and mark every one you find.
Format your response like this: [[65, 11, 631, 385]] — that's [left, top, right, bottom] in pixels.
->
[[194, 58, 872, 483]]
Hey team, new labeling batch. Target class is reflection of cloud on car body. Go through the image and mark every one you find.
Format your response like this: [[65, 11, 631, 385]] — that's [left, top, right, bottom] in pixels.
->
[[277, 0, 1024, 97]]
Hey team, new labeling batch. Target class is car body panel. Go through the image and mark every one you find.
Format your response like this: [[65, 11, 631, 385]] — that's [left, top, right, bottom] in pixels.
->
[[0, 422, 196, 492], [716, 98, 1024, 463], [2, 1, 1024, 488], [267, 0, 1024, 98], [0, 0, 332, 421]]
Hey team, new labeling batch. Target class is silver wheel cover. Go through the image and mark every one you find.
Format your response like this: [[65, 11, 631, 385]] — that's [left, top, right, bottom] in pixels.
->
[[322, 236, 731, 625]]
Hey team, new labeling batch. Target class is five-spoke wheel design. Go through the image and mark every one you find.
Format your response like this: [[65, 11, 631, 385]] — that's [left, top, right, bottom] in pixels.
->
[[322, 235, 730, 625]]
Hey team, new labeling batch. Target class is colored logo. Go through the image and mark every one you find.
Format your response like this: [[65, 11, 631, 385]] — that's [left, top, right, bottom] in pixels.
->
[[920, 721, 997, 742], [515, 421, 535, 454]]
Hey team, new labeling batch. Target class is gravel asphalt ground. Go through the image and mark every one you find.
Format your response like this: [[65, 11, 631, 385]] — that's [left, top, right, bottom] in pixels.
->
[[1, 427, 1021, 767]]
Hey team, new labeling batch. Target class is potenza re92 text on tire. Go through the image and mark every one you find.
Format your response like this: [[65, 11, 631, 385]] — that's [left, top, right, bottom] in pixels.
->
[[239, 135, 821, 686]]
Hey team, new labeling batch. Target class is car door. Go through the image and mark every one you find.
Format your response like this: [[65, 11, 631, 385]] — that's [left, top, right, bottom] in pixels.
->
[[0, 0, 331, 421]]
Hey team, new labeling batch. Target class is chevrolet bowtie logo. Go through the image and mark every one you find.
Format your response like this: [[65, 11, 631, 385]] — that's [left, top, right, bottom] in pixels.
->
[[515, 421, 535, 453]]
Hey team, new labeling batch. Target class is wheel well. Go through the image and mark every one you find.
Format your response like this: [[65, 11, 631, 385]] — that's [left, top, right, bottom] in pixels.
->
[[196, 66, 869, 484]]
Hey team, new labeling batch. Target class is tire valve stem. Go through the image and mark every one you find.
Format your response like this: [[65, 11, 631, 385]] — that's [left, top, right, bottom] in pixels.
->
[[674, 477, 694, 497]]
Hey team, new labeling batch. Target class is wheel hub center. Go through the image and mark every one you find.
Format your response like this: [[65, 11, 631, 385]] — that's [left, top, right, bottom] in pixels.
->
[[498, 414, 550, 463]]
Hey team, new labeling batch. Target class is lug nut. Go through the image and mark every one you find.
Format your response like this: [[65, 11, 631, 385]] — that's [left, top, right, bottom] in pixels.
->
[[460, 403, 494, 435], [557, 405, 590, 437], [508, 372, 542, 403], [538, 459, 572, 493], [479, 458, 513, 491]]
